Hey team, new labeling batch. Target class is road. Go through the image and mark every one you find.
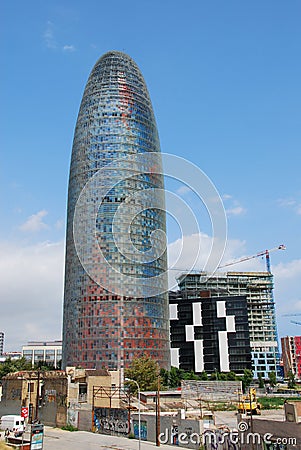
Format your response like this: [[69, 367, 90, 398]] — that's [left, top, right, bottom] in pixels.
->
[[43, 427, 179, 450], [1, 427, 178, 450], [0, 410, 286, 449]]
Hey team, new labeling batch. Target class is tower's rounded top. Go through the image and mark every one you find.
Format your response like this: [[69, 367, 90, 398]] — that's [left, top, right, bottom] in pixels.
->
[[94, 50, 138, 68]]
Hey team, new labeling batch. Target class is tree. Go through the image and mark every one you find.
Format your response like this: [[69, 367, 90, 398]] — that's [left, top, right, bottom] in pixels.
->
[[258, 374, 265, 389], [226, 371, 237, 381], [0, 357, 32, 380], [287, 370, 296, 389], [160, 366, 185, 388], [168, 366, 185, 388], [268, 371, 277, 388], [160, 368, 170, 388], [199, 371, 208, 381], [210, 371, 219, 381], [239, 369, 253, 393], [181, 370, 200, 381], [125, 356, 160, 393]]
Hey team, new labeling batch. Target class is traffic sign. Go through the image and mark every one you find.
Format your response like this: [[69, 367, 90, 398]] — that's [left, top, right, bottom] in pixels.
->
[[21, 407, 29, 418]]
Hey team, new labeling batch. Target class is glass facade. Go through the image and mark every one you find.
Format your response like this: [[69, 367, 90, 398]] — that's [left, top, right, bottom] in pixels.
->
[[62, 51, 170, 370]]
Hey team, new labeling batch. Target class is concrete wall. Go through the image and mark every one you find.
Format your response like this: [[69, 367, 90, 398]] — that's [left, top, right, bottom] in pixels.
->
[[0, 372, 68, 427], [87, 376, 111, 404], [239, 418, 301, 450], [285, 400, 301, 423], [39, 376, 67, 427], [0, 378, 22, 417], [78, 409, 92, 431], [131, 413, 203, 450], [94, 407, 129, 435], [252, 418, 301, 439]]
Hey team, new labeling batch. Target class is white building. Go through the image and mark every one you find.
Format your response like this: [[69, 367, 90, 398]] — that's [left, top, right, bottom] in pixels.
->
[[22, 340, 62, 368]]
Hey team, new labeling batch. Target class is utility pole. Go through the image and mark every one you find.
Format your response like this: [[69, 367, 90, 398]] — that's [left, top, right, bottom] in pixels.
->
[[35, 370, 40, 421], [249, 388, 254, 450], [92, 386, 95, 432], [156, 375, 160, 446]]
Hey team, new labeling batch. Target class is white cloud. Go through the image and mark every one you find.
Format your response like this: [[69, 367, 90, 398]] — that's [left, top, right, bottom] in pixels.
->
[[167, 233, 247, 290], [63, 45, 76, 52], [226, 206, 246, 216], [43, 22, 76, 53], [222, 194, 232, 200], [43, 21, 57, 49], [167, 234, 267, 288], [176, 185, 191, 195], [273, 258, 301, 279], [278, 197, 301, 216], [55, 218, 65, 229], [222, 194, 246, 216], [0, 240, 65, 352], [278, 199, 296, 207], [19, 210, 49, 232]]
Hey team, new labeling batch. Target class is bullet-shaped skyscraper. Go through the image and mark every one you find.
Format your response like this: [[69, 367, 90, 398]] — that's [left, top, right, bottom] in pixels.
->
[[62, 51, 170, 370]]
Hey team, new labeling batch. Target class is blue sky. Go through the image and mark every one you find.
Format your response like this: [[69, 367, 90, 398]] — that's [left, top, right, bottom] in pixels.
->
[[1, 0, 300, 351]]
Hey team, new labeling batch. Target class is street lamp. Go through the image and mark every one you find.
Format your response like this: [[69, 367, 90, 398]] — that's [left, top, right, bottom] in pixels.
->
[[125, 378, 141, 450]]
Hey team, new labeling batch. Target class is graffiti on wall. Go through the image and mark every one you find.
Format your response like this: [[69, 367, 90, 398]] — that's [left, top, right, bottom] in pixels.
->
[[45, 390, 56, 403], [133, 420, 147, 440], [67, 409, 79, 428], [10, 388, 21, 400], [94, 408, 129, 435]]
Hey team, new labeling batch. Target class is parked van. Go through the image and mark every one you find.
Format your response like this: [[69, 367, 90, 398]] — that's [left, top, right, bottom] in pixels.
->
[[0, 415, 25, 435]]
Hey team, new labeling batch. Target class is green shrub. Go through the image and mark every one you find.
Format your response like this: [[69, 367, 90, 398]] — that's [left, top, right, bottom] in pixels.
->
[[61, 424, 78, 432]]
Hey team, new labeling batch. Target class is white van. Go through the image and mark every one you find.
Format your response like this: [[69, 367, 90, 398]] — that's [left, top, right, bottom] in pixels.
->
[[0, 415, 25, 435]]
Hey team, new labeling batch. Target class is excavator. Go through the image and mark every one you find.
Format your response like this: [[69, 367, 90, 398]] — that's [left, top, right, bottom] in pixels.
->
[[237, 388, 261, 415]]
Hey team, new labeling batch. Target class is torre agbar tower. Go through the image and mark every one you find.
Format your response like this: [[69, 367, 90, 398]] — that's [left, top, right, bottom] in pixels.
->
[[62, 51, 170, 371]]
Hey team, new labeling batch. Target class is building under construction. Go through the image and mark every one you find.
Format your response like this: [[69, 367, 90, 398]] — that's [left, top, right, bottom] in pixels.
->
[[176, 271, 279, 379]]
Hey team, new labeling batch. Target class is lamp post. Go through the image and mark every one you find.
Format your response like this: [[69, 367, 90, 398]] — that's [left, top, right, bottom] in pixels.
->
[[125, 378, 141, 450]]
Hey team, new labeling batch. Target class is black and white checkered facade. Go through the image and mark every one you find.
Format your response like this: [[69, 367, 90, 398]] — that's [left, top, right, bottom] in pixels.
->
[[169, 292, 252, 374]]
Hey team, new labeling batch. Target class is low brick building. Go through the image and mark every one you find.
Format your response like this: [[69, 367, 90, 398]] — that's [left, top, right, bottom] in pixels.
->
[[0, 370, 68, 427], [0, 368, 118, 429]]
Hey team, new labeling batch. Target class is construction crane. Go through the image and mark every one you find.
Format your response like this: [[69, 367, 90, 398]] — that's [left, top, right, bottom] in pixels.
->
[[282, 313, 301, 317], [218, 244, 286, 273], [281, 313, 301, 326], [169, 244, 286, 273], [168, 244, 286, 273]]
